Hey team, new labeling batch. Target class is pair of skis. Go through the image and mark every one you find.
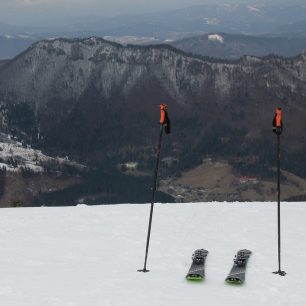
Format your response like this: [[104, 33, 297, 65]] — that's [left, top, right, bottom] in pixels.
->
[[186, 249, 252, 284]]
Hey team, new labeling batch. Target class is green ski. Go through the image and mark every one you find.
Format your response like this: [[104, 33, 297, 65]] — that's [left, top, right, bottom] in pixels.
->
[[186, 249, 208, 281], [225, 249, 252, 284]]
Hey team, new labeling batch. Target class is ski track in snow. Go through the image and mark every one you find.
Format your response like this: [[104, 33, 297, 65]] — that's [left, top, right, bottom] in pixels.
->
[[0, 202, 305, 306]]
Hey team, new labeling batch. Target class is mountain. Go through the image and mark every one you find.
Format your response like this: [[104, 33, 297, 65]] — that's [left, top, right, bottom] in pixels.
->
[[277, 19, 306, 34], [3, 3, 306, 39], [3, 31, 306, 61], [0, 132, 87, 207], [31, 4, 306, 37], [160, 159, 306, 202], [1, 3, 306, 59], [171, 33, 306, 59], [1, 38, 306, 203], [35, 3, 306, 36]]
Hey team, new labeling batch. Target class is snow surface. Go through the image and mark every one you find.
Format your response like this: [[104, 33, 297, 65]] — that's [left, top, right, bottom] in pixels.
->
[[0, 202, 305, 306]]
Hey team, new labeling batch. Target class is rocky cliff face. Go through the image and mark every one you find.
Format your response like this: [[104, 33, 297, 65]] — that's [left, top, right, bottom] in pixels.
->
[[1, 37, 306, 105], [1, 37, 305, 105], [1, 38, 306, 178], [0, 37, 234, 106]]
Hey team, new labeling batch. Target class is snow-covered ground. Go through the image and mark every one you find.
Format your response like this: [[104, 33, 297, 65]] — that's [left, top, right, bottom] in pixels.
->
[[0, 202, 305, 306], [0, 133, 85, 172]]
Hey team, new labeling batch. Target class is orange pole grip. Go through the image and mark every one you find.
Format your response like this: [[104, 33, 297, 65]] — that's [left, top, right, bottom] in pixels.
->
[[159, 104, 167, 124], [276, 108, 282, 128]]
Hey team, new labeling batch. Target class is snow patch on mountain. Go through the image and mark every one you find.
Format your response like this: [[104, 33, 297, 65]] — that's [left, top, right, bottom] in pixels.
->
[[208, 34, 224, 43]]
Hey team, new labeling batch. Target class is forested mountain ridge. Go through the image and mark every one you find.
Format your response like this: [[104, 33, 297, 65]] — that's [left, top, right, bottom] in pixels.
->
[[0, 38, 306, 204]]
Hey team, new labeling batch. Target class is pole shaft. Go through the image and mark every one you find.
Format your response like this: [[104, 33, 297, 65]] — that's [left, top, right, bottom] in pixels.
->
[[142, 125, 164, 271], [277, 134, 281, 272]]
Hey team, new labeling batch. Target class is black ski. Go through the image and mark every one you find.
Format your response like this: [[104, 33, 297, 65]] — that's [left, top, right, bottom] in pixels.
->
[[186, 249, 209, 281], [225, 249, 252, 284]]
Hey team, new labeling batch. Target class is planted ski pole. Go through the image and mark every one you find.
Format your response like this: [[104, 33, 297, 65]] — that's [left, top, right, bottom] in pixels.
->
[[138, 103, 171, 273], [272, 107, 286, 276]]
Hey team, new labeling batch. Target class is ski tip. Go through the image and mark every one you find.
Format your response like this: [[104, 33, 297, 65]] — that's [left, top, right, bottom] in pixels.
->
[[225, 278, 243, 285], [186, 275, 204, 281]]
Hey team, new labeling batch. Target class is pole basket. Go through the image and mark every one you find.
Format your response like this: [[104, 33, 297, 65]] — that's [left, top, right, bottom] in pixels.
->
[[273, 270, 286, 276]]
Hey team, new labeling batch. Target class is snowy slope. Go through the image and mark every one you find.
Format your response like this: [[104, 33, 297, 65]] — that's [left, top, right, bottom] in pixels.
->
[[0, 202, 305, 306], [0, 133, 86, 173]]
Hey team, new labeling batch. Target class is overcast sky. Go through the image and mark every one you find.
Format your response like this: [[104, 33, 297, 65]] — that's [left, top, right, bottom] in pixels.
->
[[1, 0, 208, 24], [0, 0, 299, 26]]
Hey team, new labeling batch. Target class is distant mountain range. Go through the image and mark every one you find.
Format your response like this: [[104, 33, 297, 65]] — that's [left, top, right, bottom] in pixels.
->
[[0, 34, 37, 59], [2, 3, 306, 37], [171, 33, 306, 59], [3, 32, 306, 60], [276, 18, 306, 34], [1, 2, 306, 59]]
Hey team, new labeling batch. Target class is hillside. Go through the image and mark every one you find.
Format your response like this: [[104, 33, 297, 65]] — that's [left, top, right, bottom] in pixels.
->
[[0, 133, 86, 207], [160, 160, 306, 202], [0, 202, 305, 305], [1, 38, 306, 203]]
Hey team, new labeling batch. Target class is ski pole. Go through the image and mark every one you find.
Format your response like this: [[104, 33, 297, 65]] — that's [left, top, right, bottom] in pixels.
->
[[138, 104, 170, 273], [272, 107, 286, 276]]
